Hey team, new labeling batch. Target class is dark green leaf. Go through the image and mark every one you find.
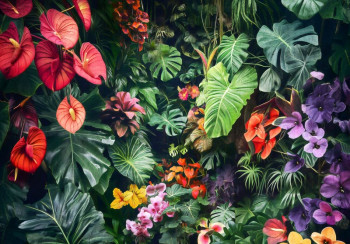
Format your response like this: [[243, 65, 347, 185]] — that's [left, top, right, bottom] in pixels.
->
[[282, 0, 329, 20], [329, 37, 350, 81], [0, 102, 10, 149], [149, 107, 187, 136]]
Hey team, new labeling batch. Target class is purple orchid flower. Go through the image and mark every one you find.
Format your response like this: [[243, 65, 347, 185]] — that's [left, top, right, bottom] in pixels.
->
[[288, 199, 312, 232], [302, 97, 335, 124], [313, 201, 342, 225], [302, 119, 325, 140], [279, 112, 305, 139], [320, 171, 350, 209], [304, 137, 328, 158], [284, 153, 305, 173], [325, 143, 350, 174]]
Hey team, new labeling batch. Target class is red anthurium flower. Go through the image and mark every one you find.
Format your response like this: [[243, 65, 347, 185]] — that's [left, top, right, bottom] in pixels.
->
[[264, 108, 280, 126], [73, 0, 91, 32], [0, 0, 32, 18], [184, 167, 195, 179], [177, 158, 187, 166], [40, 9, 79, 49], [56, 95, 86, 134], [35, 40, 75, 91], [176, 174, 187, 187], [191, 182, 206, 199], [269, 126, 282, 139], [263, 216, 288, 244], [0, 22, 35, 79], [252, 136, 276, 160], [10, 127, 47, 173], [244, 113, 265, 142], [73, 42, 107, 85]]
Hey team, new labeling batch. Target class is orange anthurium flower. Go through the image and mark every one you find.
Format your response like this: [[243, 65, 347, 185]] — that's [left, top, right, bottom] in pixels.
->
[[165, 171, 176, 181], [264, 108, 280, 126], [281, 232, 311, 244], [188, 162, 201, 168], [244, 113, 265, 142], [191, 184, 206, 199], [10, 127, 47, 173], [263, 216, 288, 244], [184, 167, 195, 179], [176, 174, 187, 187], [56, 95, 86, 134], [311, 227, 345, 244], [177, 157, 187, 166], [252, 136, 276, 160]]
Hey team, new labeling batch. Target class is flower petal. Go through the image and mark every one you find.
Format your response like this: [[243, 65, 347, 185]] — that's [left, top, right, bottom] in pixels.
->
[[73, 0, 91, 31], [0, 0, 32, 18], [321, 227, 336, 241], [312, 209, 327, 224]]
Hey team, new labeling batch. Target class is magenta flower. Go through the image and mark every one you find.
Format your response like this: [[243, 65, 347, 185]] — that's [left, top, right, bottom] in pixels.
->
[[284, 153, 305, 173], [302, 119, 324, 141], [304, 137, 328, 158], [313, 201, 342, 225], [320, 171, 350, 209], [279, 112, 304, 139], [146, 183, 166, 196]]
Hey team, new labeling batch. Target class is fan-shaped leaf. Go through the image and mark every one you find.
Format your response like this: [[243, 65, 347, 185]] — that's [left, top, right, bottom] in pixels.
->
[[217, 34, 250, 76], [282, 0, 329, 20], [108, 137, 155, 186], [204, 63, 257, 138], [16, 183, 112, 244], [211, 203, 235, 225], [257, 20, 318, 71], [0, 0, 32, 18], [149, 107, 187, 136], [259, 67, 282, 92]]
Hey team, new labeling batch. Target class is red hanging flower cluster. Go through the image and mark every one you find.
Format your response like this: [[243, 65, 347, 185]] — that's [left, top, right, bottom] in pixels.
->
[[113, 0, 149, 51]]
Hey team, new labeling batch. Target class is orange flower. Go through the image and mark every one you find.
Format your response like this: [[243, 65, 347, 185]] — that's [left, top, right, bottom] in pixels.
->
[[244, 113, 266, 142], [184, 167, 195, 179], [176, 174, 187, 187], [191, 182, 206, 199], [264, 108, 280, 126], [252, 136, 276, 159], [281, 231, 311, 244], [177, 158, 187, 166], [311, 227, 345, 244]]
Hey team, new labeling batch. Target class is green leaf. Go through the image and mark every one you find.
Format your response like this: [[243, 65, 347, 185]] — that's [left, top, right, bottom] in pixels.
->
[[329, 134, 350, 153], [166, 184, 192, 199], [139, 87, 159, 110], [234, 199, 255, 225], [108, 137, 155, 186], [0, 102, 10, 149], [204, 63, 257, 138], [33, 86, 113, 192], [259, 67, 282, 92], [143, 44, 182, 82], [211, 203, 235, 225], [149, 107, 187, 136], [329, 37, 350, 81], [0, 63, 42, 97], [257, 20, 318, 71], [180, 200, 200, 225], [282, 0, 329, 20], [320, 0, 350, 23], [285, 44, 322, 90], [16, 184, 112, 244], [217, 34, 250, 76]]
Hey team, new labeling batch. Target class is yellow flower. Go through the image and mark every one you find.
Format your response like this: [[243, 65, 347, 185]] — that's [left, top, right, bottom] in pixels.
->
[[124, 184, 147, 209], [110, 188, 128, 209], [311, 227, 345, 244], [281, 232, 311, 244]]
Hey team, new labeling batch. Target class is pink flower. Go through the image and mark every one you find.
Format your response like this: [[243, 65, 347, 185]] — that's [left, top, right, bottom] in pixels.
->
[[189, 85, 200, 99], [313, 201, 342, 225], [198, 222, 225, 244], [178, 88, 189, 101], [166, 211, 175, 217], [146, 183, 166, 196]]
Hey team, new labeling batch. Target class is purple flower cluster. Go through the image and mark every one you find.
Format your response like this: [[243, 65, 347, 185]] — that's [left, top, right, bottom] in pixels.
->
[[325, 143, 350, 174], [289, 198, 320, 231], [126, 183, 173, 238]]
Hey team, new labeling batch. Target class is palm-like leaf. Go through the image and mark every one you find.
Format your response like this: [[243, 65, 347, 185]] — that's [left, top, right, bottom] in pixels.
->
[[204, 63, 257, 138], [108, 137, 155, 186], [211, 203, 235, 225], [149, 107, 187, 136]]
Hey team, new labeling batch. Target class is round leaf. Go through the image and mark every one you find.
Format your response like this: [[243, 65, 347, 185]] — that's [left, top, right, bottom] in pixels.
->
[[282, 0, 329, 20]]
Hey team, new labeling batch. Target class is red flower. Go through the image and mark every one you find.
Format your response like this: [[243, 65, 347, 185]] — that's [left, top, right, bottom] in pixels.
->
[[177, 158, 187, 166], [0, 22, 35, 79], [252, 136, 276, 160], [73, 0, 91, 32], [178, 88, 189, 101], [191, 183, 206, 199], [10, 127, 47, 173], [244, 113, 265, 142], [184, 167, 195, 179], [176, 174, 187, 187], [263, 216, 287, 244], [264, 108, 280, 126], [0, 0, 32, 18]]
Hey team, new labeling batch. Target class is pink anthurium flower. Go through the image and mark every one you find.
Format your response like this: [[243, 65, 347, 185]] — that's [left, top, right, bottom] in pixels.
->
[[73, 0, 91, 32], [197, 221, 225, 244], [0, 0, 32, 18]]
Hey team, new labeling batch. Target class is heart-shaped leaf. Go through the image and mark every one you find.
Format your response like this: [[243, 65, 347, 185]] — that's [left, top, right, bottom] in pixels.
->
[[0, 0, 32, 18], [259, 67, 282, 92], [282, 0, 329, 20]]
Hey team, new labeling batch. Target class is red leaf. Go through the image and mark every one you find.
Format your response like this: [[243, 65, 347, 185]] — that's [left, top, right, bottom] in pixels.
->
[[35, 40, 75, 91], [0, 0, 32, 18], [73, 42, 106, 85], [40, 9, 79, 49], [0, 22, 35, 79], [73, 0, 91, 32], [10, 127, 47, 173], [56, 95, 86, 134]]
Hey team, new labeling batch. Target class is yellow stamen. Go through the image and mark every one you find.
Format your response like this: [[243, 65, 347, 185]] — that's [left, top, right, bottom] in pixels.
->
[[61, 5, 75, 13], [69, 108, 76, 121], [9, 38, 20, 48], [14, 167, 18, 181]]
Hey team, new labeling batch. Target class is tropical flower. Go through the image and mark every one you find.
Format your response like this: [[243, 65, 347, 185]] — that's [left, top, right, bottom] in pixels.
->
[[279, 111, 304, 139], [124, 184, 147, 209], [244, 113, 265, 142], [311, 227, 345, 244], [304, 137, 328, 158], [289, 201, 312, 232], [110, 188, 129, 209], [10, 127, 47, 174], [333, 117, 350, 134], [178, 87, 189, 101], [302, 119, 325, 141], [325, 143, 350, 174], [320, 172, 350, 209], [190, 181, 206, 199], [9, 97, 38, 133], [313, 201, 342, 225], [302, 96, 334, 124], [0, 0, 33, 18], [281, 231, 311, 244], [73, 0, 91, 31], [252, 135, 276, 160], [284, 153, 305, 173], [146, 183, 166, 196], [263, 216, 288, 244], [187, 84, 200, 99], [343, 78, 350, 106], [197, 219, 225, 244]]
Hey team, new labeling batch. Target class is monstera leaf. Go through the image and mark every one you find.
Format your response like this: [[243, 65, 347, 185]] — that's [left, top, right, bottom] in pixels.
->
[[143, 44, 182, 82], [108, 137, 155, 186], [257, 20, 318, 71], [217, 34, 250, 76], [149, 107, 187, 136], [0, 101, 9, 149], [33, 85, 114, 192], [204, 63, 257, 138], [16, 184, 112, 244], [285, 44, 322, 90], [259, 67, 282, 92], [211, 203, 236, 225], [320, 0, 350, 23], [329, 37, 350, 80], [282, 0, 329, 20]]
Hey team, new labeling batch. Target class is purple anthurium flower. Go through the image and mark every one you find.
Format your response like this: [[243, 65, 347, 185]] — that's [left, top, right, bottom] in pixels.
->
[[289, 199, 312, 232], [284, 153, 305, 173], [320, 171, 350, 209], [302, 119, 325, 141], [304, 137, 328, 158], [313, 201, 342, 225], [325, 144, 350, 174], [279, 112, 304, 139], [302, 97, 334, 123]]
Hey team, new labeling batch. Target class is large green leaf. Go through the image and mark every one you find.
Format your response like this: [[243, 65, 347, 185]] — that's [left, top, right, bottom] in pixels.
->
[[320, 0, 350, 23], [285, 44, 322, 90], [0, 102, 10, 149], [282, 0, 329, 20], [16, 184, 112, 244], [217, 34, 250, 76], [108, 137, 155, 186], [149, 107, 187, 136], [33, 86, 114, 192], [166, 184, 192, 199], [0, 63, 42, 97], [204, 63, 257, 138], [211, 203, 236, 225], [143, 44, 182, 82], [179, 200, 200, 225], [259, 67, 282, 92], [329, 37, 350, 80], [257, 20, 318, 71]]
